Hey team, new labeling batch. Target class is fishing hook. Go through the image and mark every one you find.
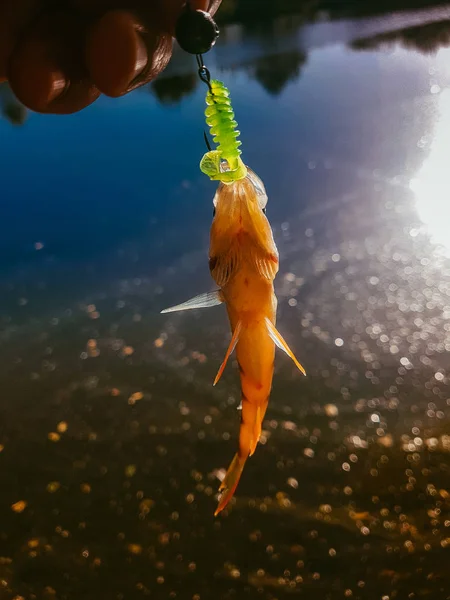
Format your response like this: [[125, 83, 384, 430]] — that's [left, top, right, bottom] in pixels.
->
[[203, 130, 212, 151], [197, 53, 214, 150], [196, 53, 213, 93]]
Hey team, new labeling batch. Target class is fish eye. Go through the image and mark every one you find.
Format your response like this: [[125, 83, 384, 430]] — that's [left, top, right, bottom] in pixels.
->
[[262, 207, 266, 214], [213, 207, 216, 217]]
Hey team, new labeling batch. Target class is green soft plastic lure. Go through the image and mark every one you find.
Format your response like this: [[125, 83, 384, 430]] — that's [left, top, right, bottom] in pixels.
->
[[200, 79, 247, 183]]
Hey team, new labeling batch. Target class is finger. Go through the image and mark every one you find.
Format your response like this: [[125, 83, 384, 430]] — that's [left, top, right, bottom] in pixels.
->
[[0, 0, 43, 82], [190, 0, 222, 15], [85, 9, 172, 97], [8, 10, 100, 114], [207, 0, 222, 17], [85, 0, 222, 98]]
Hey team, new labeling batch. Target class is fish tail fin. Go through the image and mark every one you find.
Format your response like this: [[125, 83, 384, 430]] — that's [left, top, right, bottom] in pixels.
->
[[265, 317, 306, 375], [214, 452, 247, 516], [215, 397, 257, 516]]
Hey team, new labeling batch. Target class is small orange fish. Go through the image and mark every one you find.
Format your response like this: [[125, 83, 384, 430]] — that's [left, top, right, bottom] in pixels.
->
[[162, 78, 305, 515], [162, 167, 306, 515]]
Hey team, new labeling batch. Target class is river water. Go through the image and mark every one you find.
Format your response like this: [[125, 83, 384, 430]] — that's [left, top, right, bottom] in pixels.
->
[[1, 4, 450, 599]]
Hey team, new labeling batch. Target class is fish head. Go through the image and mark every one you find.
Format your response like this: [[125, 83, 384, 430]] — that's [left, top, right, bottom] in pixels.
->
[[211, 164, 269, 232], [209, 165, 279, 287]]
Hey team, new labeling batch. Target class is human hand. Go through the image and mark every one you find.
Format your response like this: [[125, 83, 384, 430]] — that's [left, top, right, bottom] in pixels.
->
[[0, 0, 221, 114]]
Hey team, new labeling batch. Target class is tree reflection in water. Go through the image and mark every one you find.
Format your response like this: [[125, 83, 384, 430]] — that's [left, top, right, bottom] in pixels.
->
[[0, 82, 27, 125], [352, 19, 450, 53], [150, 74, 198, 106], [252, 51, 307, 96]]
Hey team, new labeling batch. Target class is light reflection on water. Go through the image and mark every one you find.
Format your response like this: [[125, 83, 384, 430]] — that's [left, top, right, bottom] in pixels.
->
[[3, 7, 450, 600], [411, 59, 450, 252]]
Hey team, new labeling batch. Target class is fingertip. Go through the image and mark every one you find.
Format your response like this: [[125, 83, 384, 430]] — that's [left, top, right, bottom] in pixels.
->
[[189, 1, 222, 17], [8, 11, 99, 114], [9, 40, 67, 111], [187, 0, 210, 11], [85, 10, 172, 97], [85, 10, 147, 97]]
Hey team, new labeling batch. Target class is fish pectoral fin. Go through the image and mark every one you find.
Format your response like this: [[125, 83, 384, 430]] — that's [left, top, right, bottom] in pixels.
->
[[257, 254, 279, 280], [161, 290, 223, 314], [249, 245, 279, 280], [209, 244, 240, 288], [265, 317, 306, 376], [213, 320, 242, 386]]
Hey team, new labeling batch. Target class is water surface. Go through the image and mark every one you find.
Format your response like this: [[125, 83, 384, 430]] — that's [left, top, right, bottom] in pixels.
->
[[2, 4, 450, 599]]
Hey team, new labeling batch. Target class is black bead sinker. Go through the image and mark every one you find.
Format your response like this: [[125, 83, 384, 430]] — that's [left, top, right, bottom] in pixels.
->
[[175, 9, 219, 55]]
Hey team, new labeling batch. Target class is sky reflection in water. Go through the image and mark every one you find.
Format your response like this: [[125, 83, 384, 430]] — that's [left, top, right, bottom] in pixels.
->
[[2, 6, 450, 600]]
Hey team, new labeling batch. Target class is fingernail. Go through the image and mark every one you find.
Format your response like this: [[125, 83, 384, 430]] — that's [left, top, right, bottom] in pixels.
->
[[47, 71, 67, 102], [128, 32, 148, 85]]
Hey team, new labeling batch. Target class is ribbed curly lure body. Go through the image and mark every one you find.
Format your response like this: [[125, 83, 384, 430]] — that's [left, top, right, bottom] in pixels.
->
[[200, 79, 247, 183]]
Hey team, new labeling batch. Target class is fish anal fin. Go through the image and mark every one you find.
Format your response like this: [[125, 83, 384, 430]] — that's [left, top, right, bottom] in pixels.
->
[[215, 452, 246, 516], [249, 405, 262, 457], [265, 317, 306, 376], [161, 290, 223, 314], [213, 320, 242, 386]]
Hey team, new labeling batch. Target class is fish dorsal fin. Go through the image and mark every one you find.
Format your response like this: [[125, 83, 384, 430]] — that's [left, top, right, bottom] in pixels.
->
[[213, 320, 242, 386], [265, 317, 306, 375], [161, 290, 223, 314]]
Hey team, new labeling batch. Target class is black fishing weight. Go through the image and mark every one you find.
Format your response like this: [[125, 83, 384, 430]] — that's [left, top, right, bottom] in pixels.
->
[[175, 6, 219, 55]]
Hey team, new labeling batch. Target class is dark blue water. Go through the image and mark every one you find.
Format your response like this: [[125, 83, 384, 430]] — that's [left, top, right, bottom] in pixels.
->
[[2, 6, 450, 600], [0, 24, 441, 287]]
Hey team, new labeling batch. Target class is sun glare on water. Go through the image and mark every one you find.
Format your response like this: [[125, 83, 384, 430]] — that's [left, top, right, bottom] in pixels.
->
[[410, 86, 450, 252]]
